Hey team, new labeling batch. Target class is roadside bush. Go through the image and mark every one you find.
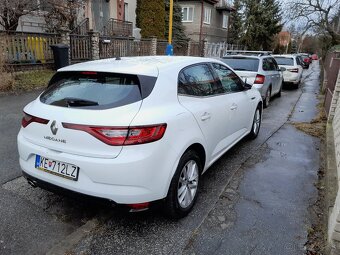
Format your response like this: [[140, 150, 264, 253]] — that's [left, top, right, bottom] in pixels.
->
[[0, 38, 15, 92]]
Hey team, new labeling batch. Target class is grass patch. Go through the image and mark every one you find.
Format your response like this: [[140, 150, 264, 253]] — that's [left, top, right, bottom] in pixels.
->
[[12, 70, 55, 92], [292, 98, 327, 139]]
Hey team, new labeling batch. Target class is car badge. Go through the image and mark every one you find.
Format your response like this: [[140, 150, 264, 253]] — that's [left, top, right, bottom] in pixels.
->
[[50, 121, 58, 135]]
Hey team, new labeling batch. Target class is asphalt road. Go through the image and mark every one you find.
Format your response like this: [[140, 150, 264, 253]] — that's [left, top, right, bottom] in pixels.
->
[[0, 62, 320, 255]]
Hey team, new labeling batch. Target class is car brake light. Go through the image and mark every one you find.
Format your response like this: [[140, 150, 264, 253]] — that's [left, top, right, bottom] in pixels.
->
[[288, 68, 299, 73], [81, 71, 97, 75], [22, 112, 49, 128], [254, 74, 265, 84], [62, 123, 167, 146]]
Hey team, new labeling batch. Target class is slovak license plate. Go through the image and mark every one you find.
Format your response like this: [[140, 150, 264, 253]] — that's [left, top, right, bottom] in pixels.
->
[[35, 155, 79, 181]]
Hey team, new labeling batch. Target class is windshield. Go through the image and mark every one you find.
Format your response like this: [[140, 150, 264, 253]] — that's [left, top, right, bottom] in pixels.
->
[[274, 57, 294, 66], [40, 72, 142, 109], [221, 57, 259, 72]]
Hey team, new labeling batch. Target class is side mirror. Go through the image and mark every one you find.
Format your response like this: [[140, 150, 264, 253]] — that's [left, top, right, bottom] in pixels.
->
[[279, 67, 286, 72]]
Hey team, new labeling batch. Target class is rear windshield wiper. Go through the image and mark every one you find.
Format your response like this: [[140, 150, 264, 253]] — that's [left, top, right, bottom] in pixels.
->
[[64, 98, 99, 107]]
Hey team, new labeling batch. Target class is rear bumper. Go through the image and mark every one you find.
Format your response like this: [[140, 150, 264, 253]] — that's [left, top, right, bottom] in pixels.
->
[[283, 73, 300, 84], [22, 171, 114, 204], [17, 131, 178, 204]]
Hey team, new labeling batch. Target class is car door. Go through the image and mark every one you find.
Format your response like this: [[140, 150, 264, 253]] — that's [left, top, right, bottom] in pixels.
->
[[262, 58, 277, 93], [211, 63, 256, 146], [267, 57, 281, 94], [177, 63, 231, 159]]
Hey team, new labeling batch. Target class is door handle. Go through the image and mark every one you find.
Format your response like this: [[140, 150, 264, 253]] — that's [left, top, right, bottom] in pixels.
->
[[201, 112, 211, 121], [230, 104, 238, 110]]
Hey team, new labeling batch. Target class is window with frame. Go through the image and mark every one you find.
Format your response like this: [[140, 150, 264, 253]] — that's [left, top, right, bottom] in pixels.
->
[[178, 64, 221, 96], [212, 64, 244, 93], [204, 7, 211, 24], [222, 14, 228, 29], [182, 7, 194, 22], [267, 58, 279, 71], [262, 58, 271, 71]]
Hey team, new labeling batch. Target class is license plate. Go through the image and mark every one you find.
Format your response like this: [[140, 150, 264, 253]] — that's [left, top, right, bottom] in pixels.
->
[[35, 155, 79, 181]]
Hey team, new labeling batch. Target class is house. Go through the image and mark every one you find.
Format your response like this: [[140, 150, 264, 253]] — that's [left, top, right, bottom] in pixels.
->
[[6, 0, 137, 36], [82, 0, 137, 33], [178, 0, 234, 43], [278, 31, 291, 47]]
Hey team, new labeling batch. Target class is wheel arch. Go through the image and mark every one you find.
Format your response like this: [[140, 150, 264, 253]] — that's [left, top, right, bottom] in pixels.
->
[[184, 143, 206, 172]]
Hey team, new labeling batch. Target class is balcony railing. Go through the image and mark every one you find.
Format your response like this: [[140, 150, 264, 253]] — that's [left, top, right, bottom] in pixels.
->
[[216, 0, 234, 11], [71, 18, 90, 35], [102, 19, 133, 37]]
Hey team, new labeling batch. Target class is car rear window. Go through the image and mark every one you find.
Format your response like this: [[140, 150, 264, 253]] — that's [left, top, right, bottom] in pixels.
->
[[40, 71, 144, 109], [274, 57, 294, 66], [221, 57, 259, 72]]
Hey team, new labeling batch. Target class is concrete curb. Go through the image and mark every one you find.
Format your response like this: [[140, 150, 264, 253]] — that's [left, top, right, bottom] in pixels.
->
[[326, 123, 339, 253], [47, 218, 100, 255]]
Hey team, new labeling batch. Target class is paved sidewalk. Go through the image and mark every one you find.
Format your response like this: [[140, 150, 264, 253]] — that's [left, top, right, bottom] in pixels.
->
[[183, 62, 321, 254]]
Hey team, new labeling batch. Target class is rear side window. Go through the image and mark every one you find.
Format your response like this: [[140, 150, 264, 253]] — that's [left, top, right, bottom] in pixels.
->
[[221, 57, 259, 72], [178, 64, 221, 97], [41, 72, 145, 109], [274, 57, 294, 66]]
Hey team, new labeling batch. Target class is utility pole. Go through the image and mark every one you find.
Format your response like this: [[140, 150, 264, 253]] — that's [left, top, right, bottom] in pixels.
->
[[166, 0, 174, 55]]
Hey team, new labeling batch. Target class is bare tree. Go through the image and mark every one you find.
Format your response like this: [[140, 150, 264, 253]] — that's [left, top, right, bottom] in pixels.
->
[[287, 0, 340, 45], [0, 0, 41, 31], [44, 0, 84, 32]]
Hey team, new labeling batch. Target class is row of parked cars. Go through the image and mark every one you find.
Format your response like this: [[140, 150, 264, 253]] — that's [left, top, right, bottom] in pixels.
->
[[221, 51, 317, 107], [17, 52, 315, 218]]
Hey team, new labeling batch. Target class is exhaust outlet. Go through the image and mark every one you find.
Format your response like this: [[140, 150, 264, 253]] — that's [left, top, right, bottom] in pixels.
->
[[27, 178, 37, 188]]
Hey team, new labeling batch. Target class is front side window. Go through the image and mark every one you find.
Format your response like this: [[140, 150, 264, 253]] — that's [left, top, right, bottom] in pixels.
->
[[263, 58, 277, 71], [212, 63, 244, 93], [182, 7, 194, 22], [204, 7, 211, 24], [262, 58, 270, 71], [222, 14, 228, 28], [178, 64, 220, 97]]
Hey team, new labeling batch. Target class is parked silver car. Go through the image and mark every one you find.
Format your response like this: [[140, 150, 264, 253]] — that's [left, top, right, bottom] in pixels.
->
[[221, 51, 284, 108]]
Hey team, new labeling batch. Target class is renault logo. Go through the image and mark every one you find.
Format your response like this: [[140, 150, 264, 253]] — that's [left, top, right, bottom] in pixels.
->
[[50, 121, 58, 135]]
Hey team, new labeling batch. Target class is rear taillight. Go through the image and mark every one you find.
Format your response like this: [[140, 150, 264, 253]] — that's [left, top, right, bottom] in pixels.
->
[[62, 123, 167, 146], [288, 68, 299, 73], [22, 112, 49, 128], [254, 74, 265, 84]]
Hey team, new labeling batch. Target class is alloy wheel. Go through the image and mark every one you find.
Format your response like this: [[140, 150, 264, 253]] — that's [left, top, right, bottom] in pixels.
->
[[253, 109, 261, 135], [177, 160, 199, 209]]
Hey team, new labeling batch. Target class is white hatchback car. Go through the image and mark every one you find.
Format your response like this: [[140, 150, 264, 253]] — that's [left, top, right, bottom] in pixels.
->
[[17, 56, 262, 218], [273, 55, 303, 88]]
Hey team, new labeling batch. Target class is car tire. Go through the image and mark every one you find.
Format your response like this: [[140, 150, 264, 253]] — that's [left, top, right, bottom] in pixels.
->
[[294, 80, 300, 89], [263, 88, 271, 108], [248, 106, 262, 140], [163, 150, 201, 219]]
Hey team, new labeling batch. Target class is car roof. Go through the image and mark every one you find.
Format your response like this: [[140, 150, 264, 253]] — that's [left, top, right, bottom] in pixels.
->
[[272, 54, 295, 58], [222, 55, 261, 59], [58, 56, 214, 77]]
